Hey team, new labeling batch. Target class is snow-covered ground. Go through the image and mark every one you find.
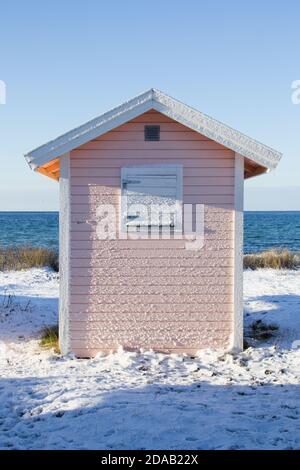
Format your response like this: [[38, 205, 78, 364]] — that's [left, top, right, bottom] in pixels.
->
[[0, 267, 299, 450]]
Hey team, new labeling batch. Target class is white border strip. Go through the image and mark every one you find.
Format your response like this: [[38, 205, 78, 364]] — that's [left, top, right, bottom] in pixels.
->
[[59, 152, 71, 354], [231, 153, 244, 352]]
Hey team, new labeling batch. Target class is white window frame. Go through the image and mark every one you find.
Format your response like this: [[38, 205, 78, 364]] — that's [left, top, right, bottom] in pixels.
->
[[120, 164, 183, 234]]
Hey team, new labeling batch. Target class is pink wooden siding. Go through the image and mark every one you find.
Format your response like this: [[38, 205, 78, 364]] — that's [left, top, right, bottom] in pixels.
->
[[69, 110, 235, 356]]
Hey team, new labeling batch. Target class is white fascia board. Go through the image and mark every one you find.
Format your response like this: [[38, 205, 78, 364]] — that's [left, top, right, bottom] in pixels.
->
[[25, 89, 155, 169], [151, 90, 282, 171], [24, 88, 282, 172]]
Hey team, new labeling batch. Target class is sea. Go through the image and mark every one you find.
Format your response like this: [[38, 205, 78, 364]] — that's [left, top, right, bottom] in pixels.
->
[[0, 211, 299, 254]]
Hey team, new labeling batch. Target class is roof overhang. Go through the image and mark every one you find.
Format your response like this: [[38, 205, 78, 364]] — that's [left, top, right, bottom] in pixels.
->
[[24, 88, 282, 176]]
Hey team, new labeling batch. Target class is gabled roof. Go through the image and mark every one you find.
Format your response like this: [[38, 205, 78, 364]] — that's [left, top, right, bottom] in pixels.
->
[[24, 88, 282, 172]]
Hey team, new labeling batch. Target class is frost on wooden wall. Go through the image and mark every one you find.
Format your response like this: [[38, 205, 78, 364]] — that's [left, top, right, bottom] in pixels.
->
[[69, 110, 235, 355]]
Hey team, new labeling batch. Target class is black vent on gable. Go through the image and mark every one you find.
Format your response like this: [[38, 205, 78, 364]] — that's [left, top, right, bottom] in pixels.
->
[[144, 125, 160, 141]]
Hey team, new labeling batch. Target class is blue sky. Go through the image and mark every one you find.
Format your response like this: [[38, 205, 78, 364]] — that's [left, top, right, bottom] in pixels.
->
[[0, 0, 299, 211]]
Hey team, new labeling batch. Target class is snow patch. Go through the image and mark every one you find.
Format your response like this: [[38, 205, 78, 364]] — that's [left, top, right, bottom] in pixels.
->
[[0, 267, 299, 449]]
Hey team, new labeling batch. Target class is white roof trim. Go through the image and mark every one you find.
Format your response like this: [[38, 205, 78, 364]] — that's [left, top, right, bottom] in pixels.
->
[[24, 88, 282, 171]]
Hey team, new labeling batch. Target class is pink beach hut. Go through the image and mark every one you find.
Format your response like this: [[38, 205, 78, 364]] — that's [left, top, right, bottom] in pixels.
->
[[24, 89, 282, 356]]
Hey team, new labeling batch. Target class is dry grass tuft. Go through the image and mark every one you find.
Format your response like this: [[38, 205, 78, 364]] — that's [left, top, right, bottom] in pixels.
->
[[243, 249, 300, 270], [40, 325, 59, 353], [0, 247, 58, 272], [247, 319, 279, 341]]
